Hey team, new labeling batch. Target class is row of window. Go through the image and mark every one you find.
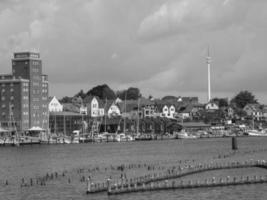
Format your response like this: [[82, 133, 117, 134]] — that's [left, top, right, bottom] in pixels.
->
[[1, 83, 14, 87], [1, 88, 14, 93], [42, 89, 48, 93], [1, 96, 14, 101]]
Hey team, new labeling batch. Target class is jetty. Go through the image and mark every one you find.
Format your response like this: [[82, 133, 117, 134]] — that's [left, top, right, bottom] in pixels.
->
[[85, 160, 267, 195]]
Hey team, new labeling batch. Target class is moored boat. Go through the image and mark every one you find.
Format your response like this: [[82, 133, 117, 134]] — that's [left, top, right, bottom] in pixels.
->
[[175, 130, 199, 139]]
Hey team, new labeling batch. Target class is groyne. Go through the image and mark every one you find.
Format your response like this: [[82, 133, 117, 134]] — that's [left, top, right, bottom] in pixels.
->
[[86, 160, 267, 195]]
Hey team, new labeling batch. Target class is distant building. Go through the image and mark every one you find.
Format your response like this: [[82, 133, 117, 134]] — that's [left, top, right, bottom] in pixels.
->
[[160, 104, 177, 118], [84, 96, 104, 117], [49, 96, 63, 112], [243, 104, 263, 121], [205, 102, 219, 110], [0, 52, 49, 131], [79, 105, 87, 115], [107, 102, 121, 117]]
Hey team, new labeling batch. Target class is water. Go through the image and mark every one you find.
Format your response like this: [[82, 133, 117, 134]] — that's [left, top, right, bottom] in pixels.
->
[[0, 137, 267, 200]]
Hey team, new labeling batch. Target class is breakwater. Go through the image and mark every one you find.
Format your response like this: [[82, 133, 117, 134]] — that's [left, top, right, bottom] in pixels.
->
[[86, 160, 267, 195]]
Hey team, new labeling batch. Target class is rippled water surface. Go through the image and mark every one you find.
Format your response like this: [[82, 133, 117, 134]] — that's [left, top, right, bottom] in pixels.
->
[[0, 137, 267, 200]]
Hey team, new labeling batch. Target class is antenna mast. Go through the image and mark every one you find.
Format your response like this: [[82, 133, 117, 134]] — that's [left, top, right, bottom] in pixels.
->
[[206, 46, 212, 102]]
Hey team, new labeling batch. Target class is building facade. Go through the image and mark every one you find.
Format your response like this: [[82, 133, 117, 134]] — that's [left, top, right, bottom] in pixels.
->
[[0, 52, 49, 131], [49, 96, 63, 112]]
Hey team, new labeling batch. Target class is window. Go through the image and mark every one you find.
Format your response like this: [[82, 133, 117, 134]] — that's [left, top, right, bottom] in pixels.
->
[[1, 89, 5, 93], [10, 96, 14, 100], [1, 104, 5, 108], [10, 88, 14, 92], [1, 96, 5, 101]]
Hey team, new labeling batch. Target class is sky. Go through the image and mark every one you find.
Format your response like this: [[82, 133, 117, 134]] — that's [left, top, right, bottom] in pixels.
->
[[0, 0, 267, 103]]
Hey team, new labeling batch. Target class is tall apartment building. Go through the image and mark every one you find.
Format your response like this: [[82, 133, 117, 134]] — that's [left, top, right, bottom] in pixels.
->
[[0, 52, 49, 132]]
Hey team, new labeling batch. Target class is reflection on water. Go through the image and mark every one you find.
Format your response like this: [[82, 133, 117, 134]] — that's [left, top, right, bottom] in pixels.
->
[[0, 137, 267, 200]]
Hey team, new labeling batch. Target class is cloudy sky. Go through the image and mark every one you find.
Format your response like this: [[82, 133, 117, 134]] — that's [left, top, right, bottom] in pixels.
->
[[0, 0, 267, 103]]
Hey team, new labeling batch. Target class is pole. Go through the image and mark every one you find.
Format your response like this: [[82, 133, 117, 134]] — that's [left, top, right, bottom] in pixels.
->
[[105, 98, 107, 133], [206, 46, 212, 102], [124, 92, 127, 133], [137, 97, 140, 134]]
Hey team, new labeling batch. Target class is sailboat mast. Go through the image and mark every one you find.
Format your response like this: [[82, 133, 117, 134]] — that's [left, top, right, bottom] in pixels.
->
[[104, 98, 107, 132], [124, 92, 127, 133], [137, 97, 140, 134]]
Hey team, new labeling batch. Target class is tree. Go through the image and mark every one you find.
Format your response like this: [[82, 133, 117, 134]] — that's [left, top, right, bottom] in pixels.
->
[[231, 90, 258, 109], [117, 87, 141, 100], [74, 89, 86, 99], [162, 96, 178, 101], [59, 96, 72, 103], [212, 98, 228, 108], [86, 84, 116, 100]]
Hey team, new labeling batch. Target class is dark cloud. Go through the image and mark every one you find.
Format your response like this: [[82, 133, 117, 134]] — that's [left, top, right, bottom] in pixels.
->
[[0, 0, 267, 103]]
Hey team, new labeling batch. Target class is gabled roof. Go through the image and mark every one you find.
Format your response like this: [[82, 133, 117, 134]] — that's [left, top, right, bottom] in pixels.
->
[[179, 104, 194, 113], [84, 96, 105, 108]]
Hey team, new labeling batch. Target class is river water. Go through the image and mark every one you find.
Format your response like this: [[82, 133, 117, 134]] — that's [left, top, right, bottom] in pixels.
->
[[0, 137, 267, 200]]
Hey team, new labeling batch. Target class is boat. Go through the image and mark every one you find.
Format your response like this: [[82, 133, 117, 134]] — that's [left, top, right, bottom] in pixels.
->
[[175, 130, 199, 139], [246, 129, 267, 137], [19, 135, 41, 145], [134, 133, 153, 141], [115, 133, 134, 142]]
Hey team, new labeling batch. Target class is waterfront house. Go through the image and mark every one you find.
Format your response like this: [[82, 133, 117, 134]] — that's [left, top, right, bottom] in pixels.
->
[[155, 103, 178, 119], [49, 96, 63, 112], [79, 104, 87, 115], [205, 102, 219, 110], [84, 96, 105, 118], [107, 102, 121, 117], [178, 105, 194, 119], [243, 103, 263, 121]]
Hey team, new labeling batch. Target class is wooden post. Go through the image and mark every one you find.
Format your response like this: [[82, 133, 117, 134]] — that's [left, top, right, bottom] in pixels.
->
[[107, 178, 111, 193], [232, 137, 238, 150]]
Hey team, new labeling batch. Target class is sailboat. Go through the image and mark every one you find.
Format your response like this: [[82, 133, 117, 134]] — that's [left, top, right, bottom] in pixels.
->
[[114, 95, 134, 142]]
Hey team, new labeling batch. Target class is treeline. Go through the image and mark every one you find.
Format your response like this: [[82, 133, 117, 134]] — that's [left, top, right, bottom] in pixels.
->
[[59, 83, 260, 111], [60, 84, 142, 103]]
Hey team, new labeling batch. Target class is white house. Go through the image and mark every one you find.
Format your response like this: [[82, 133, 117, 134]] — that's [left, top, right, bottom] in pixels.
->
[[161, 105, 176, 118], [91, 97, 100, 117], [84, 96, 105, 117], [80, 105, 87, 115], [205, 102, 219, 110], [49, 96, 63, 112], [107, 102, 121, 117]]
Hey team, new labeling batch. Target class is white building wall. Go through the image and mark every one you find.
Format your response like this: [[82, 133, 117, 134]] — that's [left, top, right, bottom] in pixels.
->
[[91, 97, 99, 117], [49, 96, 63, 112]]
